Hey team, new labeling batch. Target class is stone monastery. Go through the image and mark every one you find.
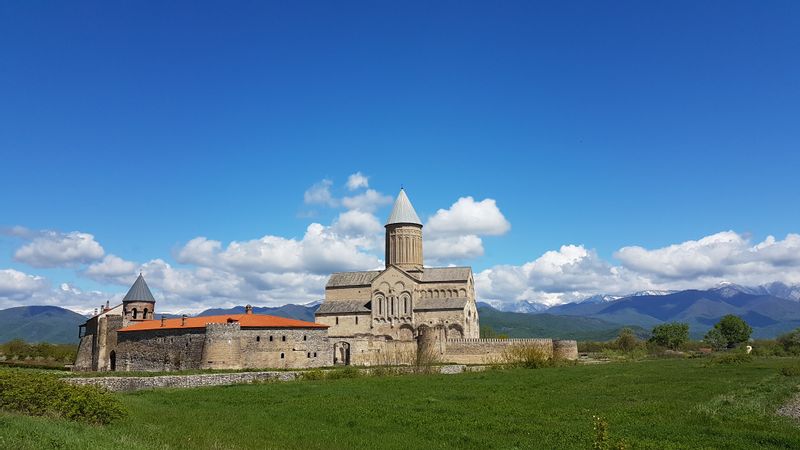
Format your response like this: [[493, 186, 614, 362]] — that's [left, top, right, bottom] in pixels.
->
[[74, 189, 577, 372]]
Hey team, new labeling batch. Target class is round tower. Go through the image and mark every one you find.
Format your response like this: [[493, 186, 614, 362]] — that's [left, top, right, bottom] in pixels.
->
[[122, 273, 156, 323], [385, 188, 423, 272]]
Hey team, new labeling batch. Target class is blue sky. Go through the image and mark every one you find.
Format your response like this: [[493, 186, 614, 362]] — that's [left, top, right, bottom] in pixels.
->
[[1, 2, 799, 312]]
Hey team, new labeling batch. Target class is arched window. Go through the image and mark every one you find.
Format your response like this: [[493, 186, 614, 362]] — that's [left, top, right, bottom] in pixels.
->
[[280, 352, 285, 359], [143, 308, 149, 320], [256, 336, 261, 342], [132, 308, 138, 319], [404, 298, 408, 314], [307, 352, 311, 358], [281, 335, 286, 342], [313, 352, 317, 357], [269, 336, 273, 342], [303, 335, 307, 341]]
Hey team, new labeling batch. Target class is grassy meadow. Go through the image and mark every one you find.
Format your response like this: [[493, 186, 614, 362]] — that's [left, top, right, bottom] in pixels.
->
[[2, 358, 800, 449]]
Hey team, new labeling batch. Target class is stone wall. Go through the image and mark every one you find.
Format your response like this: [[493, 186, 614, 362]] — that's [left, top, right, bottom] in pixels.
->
[[117, 329, 206, 371], [115, 325, 332, 372], [442, 338, 555, 364]]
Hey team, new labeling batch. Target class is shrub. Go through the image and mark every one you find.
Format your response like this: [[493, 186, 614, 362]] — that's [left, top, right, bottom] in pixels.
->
[[649, 323, 689, 350], [300, 369, 326, 381], [703, 328, 728, 351], [592, 415, 627, 450], [614, 328, 640, 352], [325, 366, 361, 380], [0, 369, 126, 424], [710, 351, 752, 365], [502, 344, 552, 368], [777, 329, 800, 355]]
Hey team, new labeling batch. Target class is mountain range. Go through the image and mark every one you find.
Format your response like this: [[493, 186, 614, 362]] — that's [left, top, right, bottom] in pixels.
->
[[3, 282, 800, 344]]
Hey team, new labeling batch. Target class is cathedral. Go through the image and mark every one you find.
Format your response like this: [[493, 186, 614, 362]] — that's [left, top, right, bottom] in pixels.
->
[[74, 188, 576, 372], [315, 189, 481, 365]]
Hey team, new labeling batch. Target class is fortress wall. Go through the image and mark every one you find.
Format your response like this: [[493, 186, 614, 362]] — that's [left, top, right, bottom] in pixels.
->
[[73, 335, 94, 371], [117, 329, 206, 372], [236, 328, 331, 369], [317, 313, 372, 337], [201, 323, 243, 369], [553, 340, 579, 360], [442, 338, 554, 364]]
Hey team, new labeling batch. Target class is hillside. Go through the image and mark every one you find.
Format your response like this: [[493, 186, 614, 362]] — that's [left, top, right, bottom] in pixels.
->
[[547, 289, 800, 338], [0, 306, 86, 344], [197, 303, 317, 322], [477, 304, 645, 341]]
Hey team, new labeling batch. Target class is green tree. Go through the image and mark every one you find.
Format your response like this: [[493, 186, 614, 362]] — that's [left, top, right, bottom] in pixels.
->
[[615, 328, 639, 352], [649, 322, 689, 350], [713, 315, 752, 348], [703, 328, 727, 351], [778, 328, 800, 355]]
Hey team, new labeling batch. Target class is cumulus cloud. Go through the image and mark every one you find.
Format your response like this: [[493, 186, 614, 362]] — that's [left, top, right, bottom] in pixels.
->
[[83, 254, 139, 284], [303, 179, 337, 207], [426, 197, 510, 237], [13, 230, 105, 268], [346, 172, 369, 190], [477, 231, 800, 307], [333, 210, 384, 237], [426, 235, 484, 262], [341, 189, 393, 212], [0, 269, 49, 300]]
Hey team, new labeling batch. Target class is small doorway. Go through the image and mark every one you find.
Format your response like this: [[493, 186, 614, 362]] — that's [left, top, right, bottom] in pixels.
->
[[333, 341, 351, 365], [109, 351, 116, 371]]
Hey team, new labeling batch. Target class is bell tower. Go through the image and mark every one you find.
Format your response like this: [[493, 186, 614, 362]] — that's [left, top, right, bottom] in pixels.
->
[[122, 273, 156, 324], [385, 188, 423, 272]]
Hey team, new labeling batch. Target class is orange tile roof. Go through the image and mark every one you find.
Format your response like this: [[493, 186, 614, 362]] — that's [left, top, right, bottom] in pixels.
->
[[117, 313, 328, 332]]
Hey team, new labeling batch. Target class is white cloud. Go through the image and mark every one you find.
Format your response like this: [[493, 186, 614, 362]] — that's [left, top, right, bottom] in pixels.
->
[[0, 269, 49, 300], [426, 197, 510, 237], [426, 235, 484, 263], [13, 230, 105, 268], [83, 254, 139, 284], [333, 210, 384, 237], [346, 172, 369, 191], [303, 179, 337, 207], [341, 189, 393, 212], [477, 232, 800, 308]]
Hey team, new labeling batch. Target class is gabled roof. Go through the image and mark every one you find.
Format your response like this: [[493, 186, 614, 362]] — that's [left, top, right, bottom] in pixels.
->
[[386, 189, 422, 226], [414, 298, 470, 311], [327, 271, 382, 288], [315, 300, 371, 315], [123, 274, 156, 303], [118, 313, 328, 332], [418, 267, 472, 283]]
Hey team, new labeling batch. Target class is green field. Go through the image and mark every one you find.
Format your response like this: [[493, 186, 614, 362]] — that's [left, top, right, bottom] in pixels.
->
[[2, 358, 800, 449]]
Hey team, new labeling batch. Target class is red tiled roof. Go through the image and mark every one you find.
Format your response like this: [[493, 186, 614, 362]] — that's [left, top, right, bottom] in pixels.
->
[[117, 313, 328, 332]]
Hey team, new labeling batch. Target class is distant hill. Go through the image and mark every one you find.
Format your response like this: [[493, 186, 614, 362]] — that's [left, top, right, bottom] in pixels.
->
[[0, 306, 86, 344], [197, 303, 317, 322], [477, 304, 646, 341], [547, 288, 800, 338]]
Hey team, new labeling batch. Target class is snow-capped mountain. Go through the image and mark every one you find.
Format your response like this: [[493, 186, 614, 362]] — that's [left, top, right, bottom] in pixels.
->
[[630, 290, 675, 297], [577, 294, 623, 304], [489, 300, 550, 313]]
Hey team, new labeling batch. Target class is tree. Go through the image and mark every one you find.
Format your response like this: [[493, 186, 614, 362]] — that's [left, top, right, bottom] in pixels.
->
[[703, 328, 727, 351], [713, 315, 752, 348], [778, 328, 800, 355], [615, 328, 639, 352], [649, 322, 689, 350]]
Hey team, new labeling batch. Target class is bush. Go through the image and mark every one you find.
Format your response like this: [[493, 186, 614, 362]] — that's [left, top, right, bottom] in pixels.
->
[[703, 328, 728, 351], [325, 366, 361, 380], [300, 369, 326, 381], [777, 329, 800, 355], [0, 369, 126, 424], [710, 351, 752, 365], [649, 323, 689, 350], [614, 328, 640, 352], [502, 344, 552, 368]]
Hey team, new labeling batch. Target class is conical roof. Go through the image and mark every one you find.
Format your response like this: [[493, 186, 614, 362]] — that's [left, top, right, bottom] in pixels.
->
[[386, 188, 422, 226], [123, 273, 156, 302]]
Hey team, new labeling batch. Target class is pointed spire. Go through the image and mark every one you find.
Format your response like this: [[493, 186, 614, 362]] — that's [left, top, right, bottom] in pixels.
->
[[386, 188, 422, 226], [123, 273, 156, 302]]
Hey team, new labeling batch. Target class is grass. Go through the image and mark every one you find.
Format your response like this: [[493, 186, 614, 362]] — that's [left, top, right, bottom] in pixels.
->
[[2, 358, 800, 449]]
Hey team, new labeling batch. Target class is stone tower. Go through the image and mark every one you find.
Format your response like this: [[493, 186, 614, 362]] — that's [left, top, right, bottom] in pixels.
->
[[122, 273, 156, 324], [385, 188, 423, 272]]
